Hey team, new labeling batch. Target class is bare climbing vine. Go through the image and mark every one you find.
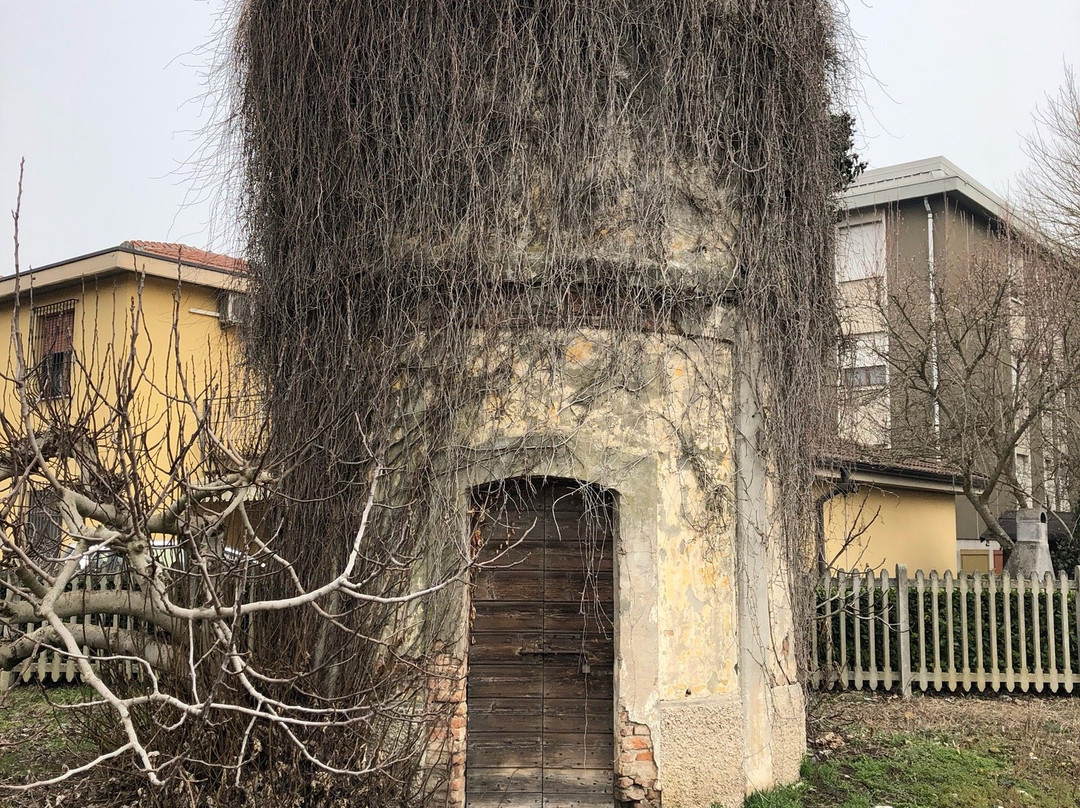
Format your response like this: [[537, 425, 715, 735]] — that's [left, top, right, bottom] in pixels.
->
[[3, 2, 850, 805], [227, 1, 846, 803]]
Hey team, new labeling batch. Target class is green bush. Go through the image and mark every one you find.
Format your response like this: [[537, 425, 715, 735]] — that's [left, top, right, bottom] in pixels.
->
[[815, 575, 1080, 685]]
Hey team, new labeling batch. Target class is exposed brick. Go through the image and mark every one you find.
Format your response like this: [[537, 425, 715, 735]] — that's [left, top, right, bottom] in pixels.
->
[[423, 653, 468, 808], [614, 707, 660, 807]]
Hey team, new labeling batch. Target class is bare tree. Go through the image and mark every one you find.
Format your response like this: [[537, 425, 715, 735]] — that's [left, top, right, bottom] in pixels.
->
[[1022, 68, 1080, 263], [1021, 70, 1080, 555], [881, 227, 1080, 558], [0, 192, 473, 800]]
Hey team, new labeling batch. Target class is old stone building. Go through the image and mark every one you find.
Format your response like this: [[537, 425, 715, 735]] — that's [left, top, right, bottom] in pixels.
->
[[235, 3, 840, 806]]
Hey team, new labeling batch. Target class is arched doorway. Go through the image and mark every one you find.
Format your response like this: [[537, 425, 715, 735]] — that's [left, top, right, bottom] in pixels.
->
[[466, 478, 615, 807]]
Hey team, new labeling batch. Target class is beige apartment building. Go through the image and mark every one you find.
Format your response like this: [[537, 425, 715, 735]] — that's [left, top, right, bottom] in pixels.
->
[[832, 157, 1069, 573]]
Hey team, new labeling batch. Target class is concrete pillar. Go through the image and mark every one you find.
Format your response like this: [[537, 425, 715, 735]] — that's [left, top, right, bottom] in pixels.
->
[[1004, 508, 1053, 576]]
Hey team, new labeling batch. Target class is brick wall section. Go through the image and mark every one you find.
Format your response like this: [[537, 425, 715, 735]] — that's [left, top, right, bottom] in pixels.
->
[[616, 708, 661, 806], [426, 647, 467, 808]]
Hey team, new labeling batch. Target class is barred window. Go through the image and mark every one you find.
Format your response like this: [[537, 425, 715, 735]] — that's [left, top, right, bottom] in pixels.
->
[[31, 300, 76, 398], [26, 487, 64, 562]]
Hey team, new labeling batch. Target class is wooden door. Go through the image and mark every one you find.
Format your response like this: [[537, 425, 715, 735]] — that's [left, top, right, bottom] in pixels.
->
[[468, 480, 615, 808]]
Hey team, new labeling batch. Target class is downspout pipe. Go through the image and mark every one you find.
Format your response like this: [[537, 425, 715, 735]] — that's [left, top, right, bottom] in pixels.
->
[[924, 197, 942, 452]]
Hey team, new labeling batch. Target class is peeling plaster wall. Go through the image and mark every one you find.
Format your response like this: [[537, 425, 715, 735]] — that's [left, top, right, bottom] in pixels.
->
[[454, 316, 803, 807]]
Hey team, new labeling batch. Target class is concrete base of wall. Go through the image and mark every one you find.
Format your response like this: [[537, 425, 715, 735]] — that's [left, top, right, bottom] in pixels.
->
[[654, 685, 804, 808]]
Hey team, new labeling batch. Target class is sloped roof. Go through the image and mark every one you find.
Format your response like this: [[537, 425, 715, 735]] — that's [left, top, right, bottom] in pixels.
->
[[124, 240, 246, 273], [0, 241, 246, 302], [817, 440, 966, 489]]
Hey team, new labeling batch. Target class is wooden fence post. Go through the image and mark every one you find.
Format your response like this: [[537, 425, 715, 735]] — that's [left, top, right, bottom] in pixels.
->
[[896, 564, 912, 698], [1075, 567, 1080, 691]]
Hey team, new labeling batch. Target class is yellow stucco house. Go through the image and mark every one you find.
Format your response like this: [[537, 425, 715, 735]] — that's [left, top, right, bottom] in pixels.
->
[[0, 240, 248, 494], [818, 448, 968, 575]]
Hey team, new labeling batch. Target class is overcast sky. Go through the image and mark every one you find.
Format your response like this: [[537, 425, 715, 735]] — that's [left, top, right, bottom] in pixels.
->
[[1, 1, 1078, 275]]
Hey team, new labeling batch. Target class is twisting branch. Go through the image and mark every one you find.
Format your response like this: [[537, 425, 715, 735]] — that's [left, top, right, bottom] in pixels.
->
[[0, 242, 479, 795]]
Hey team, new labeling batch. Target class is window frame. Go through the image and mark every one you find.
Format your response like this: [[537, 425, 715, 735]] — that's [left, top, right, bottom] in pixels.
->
[[840, 331, 889, 390], [836, 218, 887, 284], [30, 299, 76, 399]]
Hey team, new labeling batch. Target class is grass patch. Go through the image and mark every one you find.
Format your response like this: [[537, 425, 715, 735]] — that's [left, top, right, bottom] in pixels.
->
[[744, 691, 1080, 808], [742, 782, 806, 808], [0, 683, 96, 782], [797, 733, 1012, 808]]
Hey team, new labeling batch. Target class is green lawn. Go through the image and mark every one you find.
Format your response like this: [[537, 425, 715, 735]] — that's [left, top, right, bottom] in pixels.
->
[[5, 685, 1080, 808], [0, 684, 96, 786], [738, 692, 1080, 808]]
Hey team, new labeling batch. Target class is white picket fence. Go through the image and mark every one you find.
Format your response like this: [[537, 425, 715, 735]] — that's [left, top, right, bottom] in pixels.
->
[[811, 565, 1080, 695], [0, 572, 144, 690], [9, 563, 1078, 696]]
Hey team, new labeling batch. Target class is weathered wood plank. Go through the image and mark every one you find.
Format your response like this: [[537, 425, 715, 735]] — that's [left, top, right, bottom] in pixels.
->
[[544, 668, 614, 701], [867, 570, 879, 690], [852, 572, 863, 690], [988, 572, 999, 691], [1032, 572, 1044, 692], [1003, 572, 1014, 691], [823, 572, 834, 686], [1046, 573, 1059, 692], [544, 571, 614, 604], [881, 569, 893, 691], [896, 565, 911, 697], [545, 543, 613, 573], [542, 734, 613, 769], [469, 664, 545, 699], [468, 732, 543, 769], [467, 792, 543, 808], [468, 698, 545, 733], [543, 698, 612, 734], [1018, 573, 1029, 692], [469, 631, 547, 662], [542, 795, 613, 808], [542, 768, 611, 793], [944, 571, 956, 692], [916, 570, 927, 691], [974, 573, 985, 691], [468, 768, 543, 793], [959, 573, 971, 691], [1061, 571, 1073, 694], [838, 572, 849, 689], [473, 568, 546, 601], [930, 570, 942, 692]]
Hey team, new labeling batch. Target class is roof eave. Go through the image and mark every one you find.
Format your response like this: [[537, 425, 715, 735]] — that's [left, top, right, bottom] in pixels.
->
[[0, 245, 246, 304], [840, 156, 1013, 225]]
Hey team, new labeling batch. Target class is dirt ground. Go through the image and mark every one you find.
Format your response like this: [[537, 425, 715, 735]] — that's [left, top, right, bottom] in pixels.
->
[[4, 685, 1080, 806], [808, 689, 1080, 806]]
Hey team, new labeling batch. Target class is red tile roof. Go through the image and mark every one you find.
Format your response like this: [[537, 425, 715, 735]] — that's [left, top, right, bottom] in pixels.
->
[[817, 439, 964, 483], [124, 240, 246, 273]]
